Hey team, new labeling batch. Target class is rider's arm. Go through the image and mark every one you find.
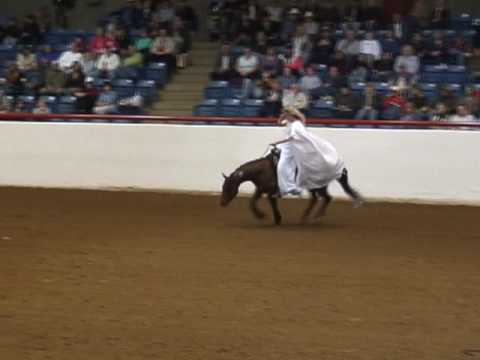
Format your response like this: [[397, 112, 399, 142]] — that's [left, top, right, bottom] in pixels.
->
[[270, 137, 293, 146]]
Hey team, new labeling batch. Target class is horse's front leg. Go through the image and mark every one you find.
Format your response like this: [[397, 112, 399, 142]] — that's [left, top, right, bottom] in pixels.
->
[[314, 187, 332, 218], [301, 191, 318, 223], [250, 189, 266, 220], [267, 194, 282, 225]]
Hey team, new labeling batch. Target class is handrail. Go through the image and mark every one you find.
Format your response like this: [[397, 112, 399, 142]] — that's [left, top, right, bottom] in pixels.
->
[[0, 112, 480, 128]]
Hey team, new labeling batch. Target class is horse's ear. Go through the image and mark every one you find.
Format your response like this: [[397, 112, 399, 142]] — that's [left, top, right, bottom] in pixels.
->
[[222, 172, 228, 179]]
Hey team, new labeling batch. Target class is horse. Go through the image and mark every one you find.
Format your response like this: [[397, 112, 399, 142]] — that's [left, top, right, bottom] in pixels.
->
[[220, 148, 364, 225]]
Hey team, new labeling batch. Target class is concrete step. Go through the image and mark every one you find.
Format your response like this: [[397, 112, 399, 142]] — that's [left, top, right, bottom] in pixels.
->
[[193, 42, 221, 51], [156, 94, 203, 102], [173, 73, 210, 82], [165, 82, 206, 92]]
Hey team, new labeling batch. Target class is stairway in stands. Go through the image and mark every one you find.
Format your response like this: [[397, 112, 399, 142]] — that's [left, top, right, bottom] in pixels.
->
[[150, 41, 219, 116]]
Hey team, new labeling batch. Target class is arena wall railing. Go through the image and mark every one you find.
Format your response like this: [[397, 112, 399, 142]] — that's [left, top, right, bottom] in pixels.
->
[[0, 113, 479, 205]]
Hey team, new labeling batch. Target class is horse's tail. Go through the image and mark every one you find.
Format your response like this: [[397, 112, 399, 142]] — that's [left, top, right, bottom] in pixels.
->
[[337, 168, 365, 206]]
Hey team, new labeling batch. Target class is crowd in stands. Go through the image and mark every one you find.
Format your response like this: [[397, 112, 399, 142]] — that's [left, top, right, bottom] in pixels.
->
[[0, 0, 197, 115], [205, 0, 480, 122]]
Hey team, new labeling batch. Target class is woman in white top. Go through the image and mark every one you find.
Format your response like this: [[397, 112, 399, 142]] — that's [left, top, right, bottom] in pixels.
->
[[272, 107, 345, 196]]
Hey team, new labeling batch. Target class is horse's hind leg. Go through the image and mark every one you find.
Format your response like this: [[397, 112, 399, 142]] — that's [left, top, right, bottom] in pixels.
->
[[337, 168, 364, 207], [314, 187, 332, 218], [267, 194, 282, 225], [250, 189, 266, 220], [301, 191, 318, 222]]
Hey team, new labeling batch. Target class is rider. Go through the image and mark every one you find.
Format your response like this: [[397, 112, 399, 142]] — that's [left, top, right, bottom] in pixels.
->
[[271, 107, 345, 195]]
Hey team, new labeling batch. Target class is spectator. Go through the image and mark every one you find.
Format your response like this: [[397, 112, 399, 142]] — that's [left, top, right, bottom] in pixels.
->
[[335, 86, 358, 119], [335, 30, 360, 58], [58, 44, 83, 73], [74, 77, 98, 113], [348, 56, 369, 85], [52, 0, 74, 29], [389, 64, 416, 92], [5, 64, 24, 95], [390, 13, 410, 42], [16, 47, 38, 73], [40, 62, 66, 95], [172, 19, 191, 69], [135, 29, 153, 56], [468, 48, 480, 81], [400, 102, 419, 121], [155, 0, 176, 29], [394, 45, 420, 77], [149, 29, 176, 73], [381, 31, 401, 56], [235, 47, 260, 81], [303, 11, 319, 37], [81, 52, 97, 77], [265, 0, 283, 32], [176, 0, 198, 32], [32, 98, 51, 114], [65, 63, 85, 93], [282, 83, 308, 112], [299, 66, 322, 99], [261, 78, 282, 117], [118, 93, 144, 115], [323, 66, 348, 95], [430, 102, 450, 121], [359, 31, 382, 63], [210, 43, 235, 81], [409, 86, 431, 120], [424, 32, 448, 65], [278, 66, 297, 90], [93, 82, 118, 114], [449, 104, 476, 122], [260, 47, 283, 77], [374, 52, 394, 82], [90, 27, 108, 54], [95, 48, 120, 79], [37, 45, 59, 66], [117, 45, 143, 79], [463, 86, 480, 117], [430, 0, 450, 30], [355, 83, 381, 120], [20, 14, 43, 45], [121, 0, 145, 29], [115, 28, 132, 53], [437, 85, 458, 113], [382, 88, 408, 119], [308, 32, 334, 66]]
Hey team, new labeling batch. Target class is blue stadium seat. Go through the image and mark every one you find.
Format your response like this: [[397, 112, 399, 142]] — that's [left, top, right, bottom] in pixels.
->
[[452, 14, 473, 31], [135, 80, 158, 105], [144, 62, 167, 86], [308, 99, 335, 118], [194, 99, 219, 116], [448, 83, 464, 97], [56, 96, 77, 114], [419, 83, 438, 101], [447, 65, 469, 84], [0, 47, 17, 62], [113, 79, 135, 98], [204, 81, 232, 99], [375, 82, 391, 96], [243, 99, 264, 117], [40, 96, 58, 112], [351, 82, 366, 97], [220, 98, 242, 117]]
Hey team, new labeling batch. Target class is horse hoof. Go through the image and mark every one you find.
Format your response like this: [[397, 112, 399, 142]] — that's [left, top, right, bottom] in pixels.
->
[[274, 217, 282, 225], [254, 212, 266, 220]]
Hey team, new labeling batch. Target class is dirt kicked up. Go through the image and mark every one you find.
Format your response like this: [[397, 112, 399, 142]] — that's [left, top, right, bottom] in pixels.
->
[[0, 187, 479, 360]]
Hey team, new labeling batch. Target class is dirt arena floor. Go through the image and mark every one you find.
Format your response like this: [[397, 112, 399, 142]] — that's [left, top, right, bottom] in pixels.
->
[[0, 187, 479, 360]]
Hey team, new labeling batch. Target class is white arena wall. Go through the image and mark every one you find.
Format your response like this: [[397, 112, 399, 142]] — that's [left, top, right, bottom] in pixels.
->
[[0, 122, 479, 205]]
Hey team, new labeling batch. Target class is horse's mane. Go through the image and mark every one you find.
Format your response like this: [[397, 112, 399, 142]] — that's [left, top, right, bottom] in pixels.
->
[[236, 153, 273, 173]]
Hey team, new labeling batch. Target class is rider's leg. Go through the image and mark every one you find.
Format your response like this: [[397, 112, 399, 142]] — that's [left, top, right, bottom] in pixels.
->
[[277, 144, 302, 196]]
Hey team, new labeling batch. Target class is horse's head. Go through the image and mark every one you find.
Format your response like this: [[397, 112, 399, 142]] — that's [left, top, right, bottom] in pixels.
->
[[220, 171, 243, 207]]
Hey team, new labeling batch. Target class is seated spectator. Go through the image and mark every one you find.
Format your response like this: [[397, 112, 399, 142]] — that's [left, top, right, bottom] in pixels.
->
[[394, 45, 420, 78], [463, 86, 480, 117], [135, 29, 153, 56], [451, 33, 471, 66], [16, 47, 38, 73], [32, 98, 51, 114], [95, 48, 120, 79], [323, 66, 348, 96], [253, 31, 269, 55], [374, 52, 394, 82], [260, 48, 283, 78], [424, 32, 448, 65], [299, 66, 322, 99], [430, 102, 450, 121], [449, 104, 476, 122], [74, 77, 98, 114], [303, 11, 319, 37], [329, 50, 348, 74], [389, 64, 416, 92], [437, 85, 458, 113], [335, 86, 358, 119], [5, 64, 24, 95], [348, 56, 369, 86], [409, 86, 431, 120], [335, 30, 360, 63], [117, 45, 143, 79], [154, 0, 176, 29], [65, 63, 86, 93], [37, 45, 59, 66], [115, 28, 132, 53], [235, 47, 260, 92], [93, 82, 118, 114], [58, 44, 84, 73], [291, 27, 311, 60], [23, 61, 45, 95], [359, 32, 382, 64], [19, 14, 43, 45], [282, 83, 308, 112], [278, 66, 297, 90], [13, 98, 27, 112], [400, 102, 419, 121], [355, 83, 381, 120], [40, 62, 66, 95], [390, 13, 410, 42], [265, 0, 283, 32], [118, 93, 144, 115], [430, 0, 450, 30], [90, 27, 110, 54], [382, 88, 408, 119], [381, 31, 401, 56], [210, 43, 235, 81], [410, 33, 426, 57], [261, 78, 282, 117], [121, 0, 145, 29], [468, 48, 480, 81], [81, 52, 97, 78], [149, 29, 176, 73], [176, 0, 198, 32], [308, 32, 334, 66]]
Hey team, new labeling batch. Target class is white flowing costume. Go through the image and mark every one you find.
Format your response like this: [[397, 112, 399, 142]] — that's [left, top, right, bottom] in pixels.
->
[[277, 120, 345, 195]]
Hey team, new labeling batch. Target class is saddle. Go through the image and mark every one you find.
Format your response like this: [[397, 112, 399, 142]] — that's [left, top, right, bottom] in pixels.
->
[[269, 146, 281, 171]]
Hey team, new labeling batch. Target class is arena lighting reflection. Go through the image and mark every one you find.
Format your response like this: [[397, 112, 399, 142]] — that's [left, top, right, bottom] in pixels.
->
[[0, 112, 480, 129]]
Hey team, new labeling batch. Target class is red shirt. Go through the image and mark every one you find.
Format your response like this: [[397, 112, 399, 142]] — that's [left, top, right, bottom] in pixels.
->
[[90, 36, 108, 54], [383, 94, 407, 111]]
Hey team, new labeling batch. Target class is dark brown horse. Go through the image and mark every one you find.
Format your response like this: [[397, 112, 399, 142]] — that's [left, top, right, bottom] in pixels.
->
[[220, 150, 363, 225]]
